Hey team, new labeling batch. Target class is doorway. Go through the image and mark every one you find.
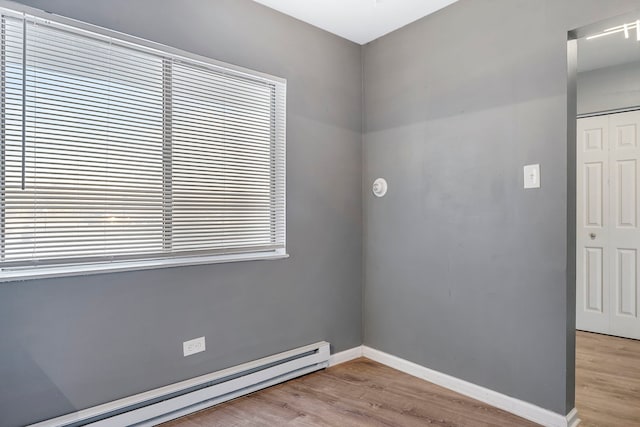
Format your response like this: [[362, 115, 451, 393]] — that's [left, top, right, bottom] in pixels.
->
[[571, 10, 640, 426]]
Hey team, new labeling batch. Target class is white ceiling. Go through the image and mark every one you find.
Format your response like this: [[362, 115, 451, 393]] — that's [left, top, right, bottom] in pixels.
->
[[252, 0, 459, 45]]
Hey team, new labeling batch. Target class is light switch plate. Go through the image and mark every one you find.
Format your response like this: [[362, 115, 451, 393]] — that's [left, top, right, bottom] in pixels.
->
[[524, 164, 540, 189]]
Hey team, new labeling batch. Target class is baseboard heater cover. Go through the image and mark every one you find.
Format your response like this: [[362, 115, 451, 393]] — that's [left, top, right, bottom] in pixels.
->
[[29, 341, 330, 427]]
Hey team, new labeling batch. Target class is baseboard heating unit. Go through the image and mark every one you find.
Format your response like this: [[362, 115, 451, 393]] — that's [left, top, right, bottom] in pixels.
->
[[29, 341, 330, 427]]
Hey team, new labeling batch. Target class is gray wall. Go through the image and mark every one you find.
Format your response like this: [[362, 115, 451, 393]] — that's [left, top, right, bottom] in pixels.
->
[[0, 1, 363, 426], [578, 61, 640, 114], [362, 0, 640, 416]]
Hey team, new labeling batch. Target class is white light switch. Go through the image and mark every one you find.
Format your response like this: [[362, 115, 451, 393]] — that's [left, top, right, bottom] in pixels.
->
[[523, 164, 541, 189]]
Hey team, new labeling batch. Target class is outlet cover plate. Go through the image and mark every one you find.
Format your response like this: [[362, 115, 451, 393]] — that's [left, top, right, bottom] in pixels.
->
[[183, 336, 206, 357]]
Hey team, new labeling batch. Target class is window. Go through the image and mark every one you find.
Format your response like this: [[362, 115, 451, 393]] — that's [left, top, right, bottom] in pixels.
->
[[0, 9, 286, 280]]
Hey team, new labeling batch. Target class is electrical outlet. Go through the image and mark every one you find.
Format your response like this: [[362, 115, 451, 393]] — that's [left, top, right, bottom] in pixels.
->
[[183, 336, 206, 357]]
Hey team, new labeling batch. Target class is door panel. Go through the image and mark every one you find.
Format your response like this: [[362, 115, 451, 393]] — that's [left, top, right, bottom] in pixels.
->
[[584, 247, 604, 312], [616, 248, 636, 317], [584, 162, 604, 227], [614, 160, 636, 228]]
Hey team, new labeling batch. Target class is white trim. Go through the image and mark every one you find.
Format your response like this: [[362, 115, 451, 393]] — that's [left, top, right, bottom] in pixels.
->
[[0, 250, 289, 283], [28, 341, 329, 427], [577, 105, 640, 119], [362, 346, 578, 427], [328, 346, 363, 367], [566, 408, 581, 427]]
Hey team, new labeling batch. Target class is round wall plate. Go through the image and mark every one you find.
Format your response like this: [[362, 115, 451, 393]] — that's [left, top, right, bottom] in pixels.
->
[[372, 178, 388, 197]]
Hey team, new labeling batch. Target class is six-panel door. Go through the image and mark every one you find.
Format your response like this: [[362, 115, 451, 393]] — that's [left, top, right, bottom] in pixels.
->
[[577, 116, 609, 335], [577, 112, 640, 340]]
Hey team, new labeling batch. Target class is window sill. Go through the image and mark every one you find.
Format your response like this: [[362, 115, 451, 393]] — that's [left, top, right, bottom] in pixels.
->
[[0, 250, 289, 283]]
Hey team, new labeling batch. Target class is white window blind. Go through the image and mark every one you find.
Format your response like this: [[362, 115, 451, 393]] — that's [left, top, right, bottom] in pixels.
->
[[0, 10, 286, 274]]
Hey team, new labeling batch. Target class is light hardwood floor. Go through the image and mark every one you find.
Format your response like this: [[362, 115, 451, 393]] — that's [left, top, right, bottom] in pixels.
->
[[162, 358, 538, 426], [163, 333, 640, 426], [576, 331, 640, 426]]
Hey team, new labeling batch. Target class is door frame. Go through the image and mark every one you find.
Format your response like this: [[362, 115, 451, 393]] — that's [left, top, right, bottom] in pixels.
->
[[566, 29, 577, 414]]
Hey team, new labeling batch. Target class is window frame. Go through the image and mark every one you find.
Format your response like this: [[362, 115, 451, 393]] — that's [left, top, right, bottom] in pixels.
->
[[0, 4, 288, 282]]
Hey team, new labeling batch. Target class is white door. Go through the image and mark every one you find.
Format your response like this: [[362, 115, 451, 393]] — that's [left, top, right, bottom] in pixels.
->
[[577, 111, 640, 340], [577, 115, 609, 335], [608, 112, 640, 340]]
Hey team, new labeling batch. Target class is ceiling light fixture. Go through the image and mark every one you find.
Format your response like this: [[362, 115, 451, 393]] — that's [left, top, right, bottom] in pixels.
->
[[587, 19, 640, 41], [587, 20, 640, 40]]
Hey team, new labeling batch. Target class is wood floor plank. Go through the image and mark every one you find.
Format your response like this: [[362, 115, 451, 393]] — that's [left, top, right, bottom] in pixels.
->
[[575, 331, 640, 427], [161, 358, 538, 427]]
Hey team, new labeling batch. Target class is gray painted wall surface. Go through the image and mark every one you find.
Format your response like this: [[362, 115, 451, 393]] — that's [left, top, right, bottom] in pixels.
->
[[578, 61, 640, 114], [0, 1, 362, 426], [362, 0, 640, 415]]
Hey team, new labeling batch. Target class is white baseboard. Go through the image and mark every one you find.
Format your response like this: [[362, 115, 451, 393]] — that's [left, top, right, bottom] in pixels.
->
[[566, 408, 581, 427], [328, 346, 363, 366], [362, 346, 579, 427]]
